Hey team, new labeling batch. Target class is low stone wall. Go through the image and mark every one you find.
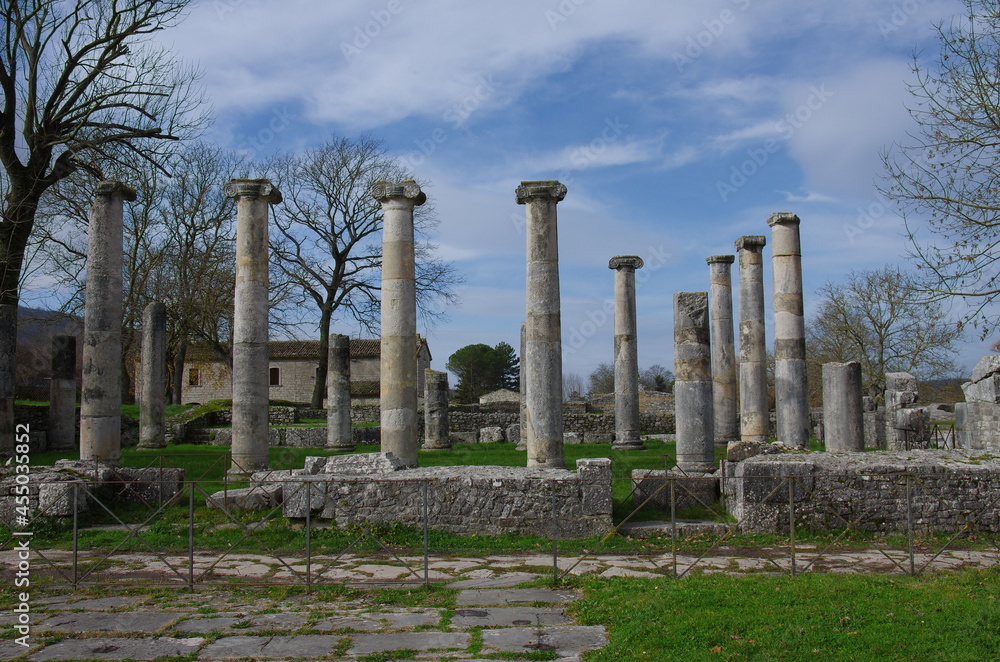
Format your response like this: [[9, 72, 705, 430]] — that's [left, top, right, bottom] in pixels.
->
[[256, 458, 612, 538], [213, 406, 299, 426], [448, 406, 674, 436], [725, 450, 1000, 534], [208, 426, 379, 448]]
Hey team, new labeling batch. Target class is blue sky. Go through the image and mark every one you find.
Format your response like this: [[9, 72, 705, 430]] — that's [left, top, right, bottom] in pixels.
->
[[144, 0, 990, 383]]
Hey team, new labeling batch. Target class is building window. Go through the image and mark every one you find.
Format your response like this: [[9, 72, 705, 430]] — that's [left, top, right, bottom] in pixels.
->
[[270, 367, 280, 386], [188, 367, 200, 387]]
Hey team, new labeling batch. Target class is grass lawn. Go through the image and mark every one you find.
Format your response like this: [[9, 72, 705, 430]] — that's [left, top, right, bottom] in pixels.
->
[[570, 570, 1000, 661]]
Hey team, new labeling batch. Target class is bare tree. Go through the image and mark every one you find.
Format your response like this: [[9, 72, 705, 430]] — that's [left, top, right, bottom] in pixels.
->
[[587, 362, 614, 396], [563, 372, 585, 401], [880, 0, 1000, 338], [0, 0, 206, 447], [807, 266, 963, 402], [270, 135, 462, 408]]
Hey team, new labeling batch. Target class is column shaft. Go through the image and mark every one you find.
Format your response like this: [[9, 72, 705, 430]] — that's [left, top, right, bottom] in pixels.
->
[[610, 256, 644, 450], [517, 181, 567, 468], [138, 302, 167, 449], [707, 255, 738, 444], [768, 213, 809, 447], [823, 361, 863, 451], [423, 369, 450, 450], [517, 321, 527, 451], [674, 292, 715, 472], [326, 334, 353, 451], [736, 236, 769, 443], [374, 181, 425, 468], [81, 180, 135, 464], [226, 178, 281, 476]]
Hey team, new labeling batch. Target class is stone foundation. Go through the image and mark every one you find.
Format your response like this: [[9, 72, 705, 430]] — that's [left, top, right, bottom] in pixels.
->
[[631, 470, 719, 513], [725, 450, 1000, 534], [239, 456, 612, 538]]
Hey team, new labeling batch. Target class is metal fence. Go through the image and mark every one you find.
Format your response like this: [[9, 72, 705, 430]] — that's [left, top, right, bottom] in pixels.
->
[[3, 459, 999, 590]]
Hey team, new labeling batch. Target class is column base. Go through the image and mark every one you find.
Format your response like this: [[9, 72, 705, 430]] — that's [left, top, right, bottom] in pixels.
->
[[325, 444, 356, 453], [611, 440, 646, 451], [674, 462, 718, 475], [421, 442, 452, 451], [137, 439, 167, 450]]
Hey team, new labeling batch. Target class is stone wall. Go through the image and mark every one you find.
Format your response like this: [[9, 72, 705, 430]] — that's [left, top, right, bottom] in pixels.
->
[[212, 407, 299, 426], [447, 404, 674, 436], [725, 450, 1000, 534], [265, 458, 612, 538], [208, 426, 379, 448], [955, 401, 1000, 451]]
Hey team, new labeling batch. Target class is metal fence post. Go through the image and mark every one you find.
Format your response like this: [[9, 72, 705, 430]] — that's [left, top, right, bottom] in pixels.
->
[[789, 478, 796, 576], [907, 475, 915, 575], [72, 483, 79, 589], [188, 483, 195, 592], [423, 480, 429, 588], [552, 480, 558, 586], [306, 479, 312, 592], [670, 479, 677, 579]]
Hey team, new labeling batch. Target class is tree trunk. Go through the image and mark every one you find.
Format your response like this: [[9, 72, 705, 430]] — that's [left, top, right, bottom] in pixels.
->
[[310, 305, 334, 409], [172, 339, 187, 405]]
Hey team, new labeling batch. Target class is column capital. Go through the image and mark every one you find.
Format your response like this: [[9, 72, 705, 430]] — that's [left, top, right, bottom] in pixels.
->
[[735, 235, 766, 252], [767, 212, 800, 228], [516, 180, 567, 204], [224, 178, 282, 203], [706, 254, 735, 266], [609, 255, 643, 270], [372, 180, 426, 205], [96, 180, 137, 202]]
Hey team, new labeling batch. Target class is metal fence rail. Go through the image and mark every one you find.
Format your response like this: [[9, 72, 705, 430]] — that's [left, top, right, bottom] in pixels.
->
[[3, 467, 999, 590]]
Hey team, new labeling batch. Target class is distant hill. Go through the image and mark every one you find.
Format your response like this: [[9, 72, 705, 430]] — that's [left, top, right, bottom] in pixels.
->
[[15, 307, 83, 400]]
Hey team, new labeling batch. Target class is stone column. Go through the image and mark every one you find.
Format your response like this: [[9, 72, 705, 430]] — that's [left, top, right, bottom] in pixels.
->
[[517, 180, 567, 469], [138, 302, 167, 449], [373, 180, 425, 468], [736, 235, 769, 443], [517, 321, 527, 451], [768, 212, 809, 448], [706, 255, 738, 445], [326, 334, 353, 452], [225, 178, 282, 476], [80, 180, 136, 464], [674, 292, 715, 472], [823, 361, 863, 452], [609, 256, 645, 451], [48, 335, 77, 452], [423, 369, 450, 450]]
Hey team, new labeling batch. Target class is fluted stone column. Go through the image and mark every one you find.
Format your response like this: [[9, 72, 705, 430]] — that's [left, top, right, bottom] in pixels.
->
[[374, 180, 425, 468], [225, 178, 282, 476], [674, 292, 715, 472], [138, 302, 167, 449], [517, 321, 527, 451], [517, 181, 567, 469], [706, 255, 738, 445], [423, 369, 450, 450], [326, 334, 353, 451], [80, 180, 135, 464], [736, 235, 769, 443], [768, 212, 809, 448], [48, 336, 77, 452], [823, 361, 863, 452], [609, 256, 645, 451]]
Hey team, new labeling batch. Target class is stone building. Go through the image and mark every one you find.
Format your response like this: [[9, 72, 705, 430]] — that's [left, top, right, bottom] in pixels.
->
[[179, 337, 431, 406]]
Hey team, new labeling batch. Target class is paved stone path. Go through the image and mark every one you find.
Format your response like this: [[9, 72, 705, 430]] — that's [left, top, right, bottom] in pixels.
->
[[2, 546, 997, 660]]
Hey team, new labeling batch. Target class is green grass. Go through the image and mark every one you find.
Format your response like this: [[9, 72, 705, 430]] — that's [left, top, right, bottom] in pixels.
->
[[570, 570, 1000, 661]]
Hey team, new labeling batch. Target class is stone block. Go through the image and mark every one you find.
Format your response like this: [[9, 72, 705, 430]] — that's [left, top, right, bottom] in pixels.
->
[[564, 432, 583, 444], [0, 471, 88, 519], [963, 375, 1000, 403], [450, 431, 478, 444], [206, 484, 282, 512], [323, 452, 406, 475], [885, 372, 918, 393], [281, 477, 328, 517], [733, 458, 815, 505], [505, 423, 520, 443], [584, 432, 614, 444], [888, 407, 931, 450], [303, 456, 328, 474], [631, 469, 718, 513], [971, 355, 1000, 383], [281, 427, 326, 448], [479, 426, 505, 443], [726, 440, 785, 462], [576, 458, 612, 516]]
